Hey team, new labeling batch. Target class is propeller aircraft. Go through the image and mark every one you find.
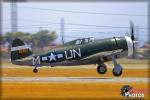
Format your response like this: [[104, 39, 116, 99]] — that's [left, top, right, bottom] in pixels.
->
[[10, 21, 136, 77]]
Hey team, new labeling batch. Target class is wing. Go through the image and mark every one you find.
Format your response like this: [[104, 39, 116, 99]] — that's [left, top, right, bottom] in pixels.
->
[[81, 49, 123, 61]]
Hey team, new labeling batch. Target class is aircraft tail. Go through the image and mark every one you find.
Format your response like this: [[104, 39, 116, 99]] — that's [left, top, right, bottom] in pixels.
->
[[11, 38, 33, 61]]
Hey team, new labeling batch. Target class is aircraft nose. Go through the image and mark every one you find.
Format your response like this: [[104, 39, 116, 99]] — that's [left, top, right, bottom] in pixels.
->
[[125, 36, 134, 56]]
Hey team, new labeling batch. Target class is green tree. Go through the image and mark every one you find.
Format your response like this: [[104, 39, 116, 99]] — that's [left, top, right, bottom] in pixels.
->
[[3, 30, 57, 52], [0, 34, 3, 44], [32, 30, 57, 50], [4, 32, 32, 43]]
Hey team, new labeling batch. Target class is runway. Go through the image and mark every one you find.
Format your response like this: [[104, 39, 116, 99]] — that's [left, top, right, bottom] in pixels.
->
[[1, 72, 149, 99], [2, 77, 150, 83], [2, 64, 149, 69], [1, 61, 149, 99]]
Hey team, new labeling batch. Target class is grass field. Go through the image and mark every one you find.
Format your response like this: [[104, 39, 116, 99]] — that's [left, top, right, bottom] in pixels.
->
[[1, 82, 149, 99]]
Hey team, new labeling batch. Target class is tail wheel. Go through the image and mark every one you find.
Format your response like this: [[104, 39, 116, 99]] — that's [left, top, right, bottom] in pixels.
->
[[33, 68, 38, 73], [97, 65, 107, 74]]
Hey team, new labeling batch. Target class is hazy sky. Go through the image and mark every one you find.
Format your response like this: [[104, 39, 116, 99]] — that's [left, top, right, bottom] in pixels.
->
[[2, 2, 148, 44]]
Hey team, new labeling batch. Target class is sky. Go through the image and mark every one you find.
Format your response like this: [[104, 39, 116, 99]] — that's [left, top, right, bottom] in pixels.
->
[[2, 2, 149, 45]]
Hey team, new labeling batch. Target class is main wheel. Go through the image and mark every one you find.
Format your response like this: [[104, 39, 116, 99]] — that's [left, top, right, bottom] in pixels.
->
[[112, 65, 122, 77], [97, 65, 107, 74], [33, 68, 38, 73], [112, 69, 122, 76]]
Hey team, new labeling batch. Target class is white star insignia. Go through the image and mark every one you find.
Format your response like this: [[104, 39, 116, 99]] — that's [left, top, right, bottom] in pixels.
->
[[48, 53, 57, 62]]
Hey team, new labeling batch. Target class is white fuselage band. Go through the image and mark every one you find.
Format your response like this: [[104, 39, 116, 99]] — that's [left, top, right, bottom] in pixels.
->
[[11, 45, 29, 51]]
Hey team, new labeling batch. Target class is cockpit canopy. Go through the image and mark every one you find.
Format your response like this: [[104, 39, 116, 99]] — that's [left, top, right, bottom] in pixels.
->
[[63, 37, 95, 46], [75, 37, 95, 45]]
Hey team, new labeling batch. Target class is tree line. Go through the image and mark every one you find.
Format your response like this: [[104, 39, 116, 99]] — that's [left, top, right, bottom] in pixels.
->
[[1, 29, 58, 52]]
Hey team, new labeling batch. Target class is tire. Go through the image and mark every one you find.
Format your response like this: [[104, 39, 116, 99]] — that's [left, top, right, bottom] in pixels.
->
[[112, 68, 122, 77], [33, 68, 38, 73], [97, 65, 107, 74]]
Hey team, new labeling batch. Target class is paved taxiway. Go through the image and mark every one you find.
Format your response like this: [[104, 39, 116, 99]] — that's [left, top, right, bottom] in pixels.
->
[[2, 77, 150, 83]]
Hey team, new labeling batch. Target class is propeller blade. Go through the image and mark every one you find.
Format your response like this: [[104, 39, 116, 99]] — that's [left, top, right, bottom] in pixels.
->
[[129, 21, 136, 51], [130, 21, 135, 41]]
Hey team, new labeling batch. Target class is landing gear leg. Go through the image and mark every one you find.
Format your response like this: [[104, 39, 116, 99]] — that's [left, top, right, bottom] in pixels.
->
[[32, 56, 41, 73], [97, 63, 107, 74], [112, 55, 122, 77]]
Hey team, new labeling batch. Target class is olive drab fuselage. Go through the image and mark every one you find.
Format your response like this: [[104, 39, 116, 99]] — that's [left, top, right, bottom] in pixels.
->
[[32, 37, 128, 66]]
